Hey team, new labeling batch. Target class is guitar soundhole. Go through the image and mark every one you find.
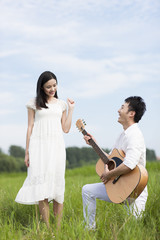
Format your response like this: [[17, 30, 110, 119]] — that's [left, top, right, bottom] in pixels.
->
[[108, 161, 115, 170]]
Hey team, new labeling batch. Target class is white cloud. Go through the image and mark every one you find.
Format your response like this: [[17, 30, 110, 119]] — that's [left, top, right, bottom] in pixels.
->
[[34, 52, 159, 98], [0, 92, 15, 105], [0, 110, 15, 116], [0, 124, 27, 153], [0, 50, 21, 58]]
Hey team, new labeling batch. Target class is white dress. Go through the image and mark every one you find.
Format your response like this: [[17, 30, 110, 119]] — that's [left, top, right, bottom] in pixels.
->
[[15, 98, 67, 205]]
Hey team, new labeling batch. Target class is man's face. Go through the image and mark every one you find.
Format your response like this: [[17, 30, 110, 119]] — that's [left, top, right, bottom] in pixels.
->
[[118, 102, 131, 125]]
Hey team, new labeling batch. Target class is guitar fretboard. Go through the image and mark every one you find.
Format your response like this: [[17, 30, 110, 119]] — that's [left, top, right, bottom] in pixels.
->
[[81, 129, 109, 164]]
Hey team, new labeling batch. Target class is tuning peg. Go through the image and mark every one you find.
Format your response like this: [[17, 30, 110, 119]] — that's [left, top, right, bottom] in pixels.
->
[[82, 119, 86, 125]]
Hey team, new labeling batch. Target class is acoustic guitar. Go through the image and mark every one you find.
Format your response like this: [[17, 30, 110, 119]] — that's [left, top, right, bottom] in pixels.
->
[[76, 119, 148, 204]]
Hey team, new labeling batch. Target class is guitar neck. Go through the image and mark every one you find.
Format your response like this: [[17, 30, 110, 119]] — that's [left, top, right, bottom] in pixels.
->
[[82, 129, 109, 164]]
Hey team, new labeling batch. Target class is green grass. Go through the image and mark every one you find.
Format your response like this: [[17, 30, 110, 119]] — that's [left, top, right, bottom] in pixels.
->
[[0, 161, 160, 240]]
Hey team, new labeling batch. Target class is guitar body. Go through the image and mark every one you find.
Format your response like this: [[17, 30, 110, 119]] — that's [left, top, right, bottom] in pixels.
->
[[96, 148, 148, 204]]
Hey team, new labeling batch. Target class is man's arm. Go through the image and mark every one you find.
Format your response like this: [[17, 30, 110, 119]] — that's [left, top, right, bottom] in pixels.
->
[[100, 163, 131, 184], [83, 133, 131, 184]]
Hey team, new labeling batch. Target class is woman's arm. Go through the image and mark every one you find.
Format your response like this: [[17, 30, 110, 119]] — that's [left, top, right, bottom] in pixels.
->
[[24, 108, 35, 167], [61, 98, 75, 133]]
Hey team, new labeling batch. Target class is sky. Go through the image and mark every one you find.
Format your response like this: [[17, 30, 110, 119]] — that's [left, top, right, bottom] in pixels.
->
[[0, 0, 160, 157]]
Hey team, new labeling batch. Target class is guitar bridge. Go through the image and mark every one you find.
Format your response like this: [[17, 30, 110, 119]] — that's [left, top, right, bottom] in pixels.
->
[[112, 175, 121, 184]]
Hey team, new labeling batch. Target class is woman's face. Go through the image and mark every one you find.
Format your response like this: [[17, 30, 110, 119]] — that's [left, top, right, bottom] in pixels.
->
[[43, 79, 57, 98]]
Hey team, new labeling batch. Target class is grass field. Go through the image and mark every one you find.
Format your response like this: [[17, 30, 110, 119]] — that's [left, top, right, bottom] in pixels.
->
[[0, 161, 160, 240]]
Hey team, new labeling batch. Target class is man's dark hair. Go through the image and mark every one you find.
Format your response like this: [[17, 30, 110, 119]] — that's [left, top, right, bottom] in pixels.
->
[[125, 96, 146, 123]]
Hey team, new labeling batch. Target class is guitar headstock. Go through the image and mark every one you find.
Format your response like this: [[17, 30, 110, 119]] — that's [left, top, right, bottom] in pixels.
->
[[76, 119, 86, 132]]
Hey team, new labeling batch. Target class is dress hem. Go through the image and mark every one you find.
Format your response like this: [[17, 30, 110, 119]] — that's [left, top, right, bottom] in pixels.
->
[[15, 197, 64, 205]]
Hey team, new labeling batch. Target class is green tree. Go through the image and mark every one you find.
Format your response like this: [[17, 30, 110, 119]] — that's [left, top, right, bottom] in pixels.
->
[[66, 147, 110, 168], [8, 145, 25, 158], [146, 149, 157, 161], [0, 153, 19, 172]]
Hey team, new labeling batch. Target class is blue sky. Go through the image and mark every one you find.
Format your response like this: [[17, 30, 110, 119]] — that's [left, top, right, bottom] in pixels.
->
[[0, 0, 160, 157]]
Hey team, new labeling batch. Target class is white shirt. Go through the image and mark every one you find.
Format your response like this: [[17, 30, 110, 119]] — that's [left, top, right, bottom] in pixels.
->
[[112, 123, 148, 209]]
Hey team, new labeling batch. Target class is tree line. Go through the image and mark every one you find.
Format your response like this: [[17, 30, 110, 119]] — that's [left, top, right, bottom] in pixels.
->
[[0, 145, 158, 173]]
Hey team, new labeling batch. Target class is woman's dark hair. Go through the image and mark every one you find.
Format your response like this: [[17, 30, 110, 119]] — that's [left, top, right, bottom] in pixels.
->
[[36, 71, 58, 109], [125, 96, 146, 123]]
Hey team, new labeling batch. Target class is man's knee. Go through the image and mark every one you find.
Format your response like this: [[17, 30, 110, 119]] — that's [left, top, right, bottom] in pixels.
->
[[82, 184, 90, 196]]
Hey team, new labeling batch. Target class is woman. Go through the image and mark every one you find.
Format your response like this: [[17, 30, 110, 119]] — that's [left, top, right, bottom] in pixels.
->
[[15, 71, 75, 229]]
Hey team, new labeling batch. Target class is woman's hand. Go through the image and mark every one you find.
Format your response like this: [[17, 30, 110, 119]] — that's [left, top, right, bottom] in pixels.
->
[[67, 98, 75, 110], [24, 153, 29, 167]]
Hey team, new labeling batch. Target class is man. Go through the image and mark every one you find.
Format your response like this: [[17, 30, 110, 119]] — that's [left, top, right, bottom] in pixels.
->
[[82, 96, 148, 230]]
